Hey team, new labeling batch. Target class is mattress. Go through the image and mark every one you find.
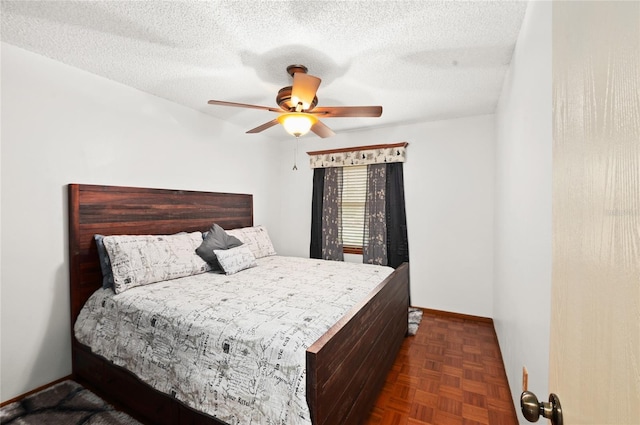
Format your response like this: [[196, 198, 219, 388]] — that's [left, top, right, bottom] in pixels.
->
[[74, 255, 393, 425]]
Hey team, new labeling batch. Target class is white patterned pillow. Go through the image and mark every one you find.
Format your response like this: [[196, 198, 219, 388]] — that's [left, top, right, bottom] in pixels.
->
[[214, 245, 257, 275], [103, 232, 211, 294], [226, 225, 276, 259]]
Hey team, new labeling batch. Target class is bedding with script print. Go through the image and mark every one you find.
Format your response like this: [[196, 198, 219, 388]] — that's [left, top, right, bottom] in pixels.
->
[[74, 256, 393, 425], [103, 232, 210, 293]]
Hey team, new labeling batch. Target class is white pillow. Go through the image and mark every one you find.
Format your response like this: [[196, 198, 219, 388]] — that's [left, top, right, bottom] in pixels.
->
[[226, 225, 276, 259], [214, 245, 257, 275], [103, 232, 210, 294]]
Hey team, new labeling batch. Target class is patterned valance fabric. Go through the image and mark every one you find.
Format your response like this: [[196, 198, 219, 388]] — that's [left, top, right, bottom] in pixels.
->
[[308, 142, 408, 169]]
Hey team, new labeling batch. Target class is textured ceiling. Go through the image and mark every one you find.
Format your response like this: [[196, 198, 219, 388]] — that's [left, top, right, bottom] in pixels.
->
[[1, 0, 528, 138]]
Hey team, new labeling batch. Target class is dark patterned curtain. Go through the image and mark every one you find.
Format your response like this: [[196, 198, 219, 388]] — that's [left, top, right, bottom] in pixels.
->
[[363, 163, 409, 268], [363, 164, 387, 265], [310, 168, 325, 259], [386, 162, 409, 268], [321, 167, 344, 261]]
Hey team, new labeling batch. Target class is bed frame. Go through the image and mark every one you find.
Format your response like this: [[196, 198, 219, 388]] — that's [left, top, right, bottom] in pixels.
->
[[68, 183, 409, 425]]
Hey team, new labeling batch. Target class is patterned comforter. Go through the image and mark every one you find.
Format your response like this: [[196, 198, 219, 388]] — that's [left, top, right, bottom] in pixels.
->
[[74, 255, 393, 425]]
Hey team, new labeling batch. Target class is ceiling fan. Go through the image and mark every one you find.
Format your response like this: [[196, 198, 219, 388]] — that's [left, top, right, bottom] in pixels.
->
[[207, 64, 382, 138]]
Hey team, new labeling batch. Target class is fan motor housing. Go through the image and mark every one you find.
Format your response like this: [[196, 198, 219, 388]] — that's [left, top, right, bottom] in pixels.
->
[[276, 86, 318, 111], [286, 64, 308, 77]]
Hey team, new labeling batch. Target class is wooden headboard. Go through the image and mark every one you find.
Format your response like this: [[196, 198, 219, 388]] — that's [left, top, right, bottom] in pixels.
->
[[68, 184, 253, 327]]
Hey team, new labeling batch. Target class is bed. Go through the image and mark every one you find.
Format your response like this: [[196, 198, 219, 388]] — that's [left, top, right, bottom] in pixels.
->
[[68, 184, 410, 425]]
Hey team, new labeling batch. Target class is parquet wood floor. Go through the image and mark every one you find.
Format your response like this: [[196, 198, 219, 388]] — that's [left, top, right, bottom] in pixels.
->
[[364, 310, 518, 425]]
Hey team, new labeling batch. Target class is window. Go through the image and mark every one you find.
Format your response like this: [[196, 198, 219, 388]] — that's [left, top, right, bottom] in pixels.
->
[[341, 165, 367, 253], [309, 142, 409, 267]]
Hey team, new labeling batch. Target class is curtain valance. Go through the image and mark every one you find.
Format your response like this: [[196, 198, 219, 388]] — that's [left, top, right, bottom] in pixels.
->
[[307, 142, 408, 169]]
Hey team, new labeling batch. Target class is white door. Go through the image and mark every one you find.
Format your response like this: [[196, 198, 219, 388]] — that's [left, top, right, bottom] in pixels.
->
[[549, 1, 640, 424]]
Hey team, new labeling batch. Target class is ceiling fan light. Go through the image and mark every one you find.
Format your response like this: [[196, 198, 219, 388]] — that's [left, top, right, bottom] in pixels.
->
[[277, 113, 317, 137]]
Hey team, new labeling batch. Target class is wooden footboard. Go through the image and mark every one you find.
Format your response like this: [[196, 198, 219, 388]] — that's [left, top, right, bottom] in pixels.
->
[[69, 184, 410, 425], [307, 262, 409, 425]]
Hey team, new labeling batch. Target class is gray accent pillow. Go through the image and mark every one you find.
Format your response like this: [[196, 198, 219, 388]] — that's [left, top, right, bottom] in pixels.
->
[[94, 234, 115, 289], [195, 224, 243, 267]]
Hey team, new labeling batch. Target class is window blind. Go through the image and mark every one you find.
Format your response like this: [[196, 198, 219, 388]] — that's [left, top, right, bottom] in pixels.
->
[[341, 165, 367, 247]]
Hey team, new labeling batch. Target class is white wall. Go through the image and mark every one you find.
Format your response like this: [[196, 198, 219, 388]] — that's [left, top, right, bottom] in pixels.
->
[[272, 115, 495, 317], [0, 43, 279, 401], [493, 2, 552, 422]]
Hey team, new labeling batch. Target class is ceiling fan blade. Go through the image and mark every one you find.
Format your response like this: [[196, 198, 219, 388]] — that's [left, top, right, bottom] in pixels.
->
[[310, 120, 336, 138], [208, 99, 281, 113], [291, 73, 321, 111], [311, 106, 383, 118], [246, 119, 279, 134]]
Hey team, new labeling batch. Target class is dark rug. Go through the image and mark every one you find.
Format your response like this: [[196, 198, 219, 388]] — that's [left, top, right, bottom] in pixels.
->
[[0, 380, 142, 425]]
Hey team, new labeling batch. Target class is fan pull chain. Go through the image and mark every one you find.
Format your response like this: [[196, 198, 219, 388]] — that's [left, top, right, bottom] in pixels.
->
[[292, 137, 299, 171]]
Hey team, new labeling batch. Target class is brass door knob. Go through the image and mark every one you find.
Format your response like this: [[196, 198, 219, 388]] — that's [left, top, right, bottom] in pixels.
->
[[520, 391, 563, 425]]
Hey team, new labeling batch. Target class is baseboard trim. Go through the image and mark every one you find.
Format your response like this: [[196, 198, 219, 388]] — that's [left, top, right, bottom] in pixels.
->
[[1, 375, 72, 407], [417, 307, 494, 324]]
